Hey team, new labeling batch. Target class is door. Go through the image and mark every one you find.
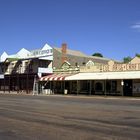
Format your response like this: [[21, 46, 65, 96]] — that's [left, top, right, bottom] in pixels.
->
[[123, 80, 132, 96]]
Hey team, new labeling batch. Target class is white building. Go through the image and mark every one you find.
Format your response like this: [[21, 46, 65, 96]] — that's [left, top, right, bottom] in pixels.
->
[[0, 43, 53, 93]]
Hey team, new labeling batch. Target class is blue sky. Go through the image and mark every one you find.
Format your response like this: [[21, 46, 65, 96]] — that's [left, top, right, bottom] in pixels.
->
[[0, 0, 140, 61]]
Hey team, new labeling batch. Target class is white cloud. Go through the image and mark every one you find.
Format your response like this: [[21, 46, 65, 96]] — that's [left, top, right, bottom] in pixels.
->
[[131, 22, 140, 31]]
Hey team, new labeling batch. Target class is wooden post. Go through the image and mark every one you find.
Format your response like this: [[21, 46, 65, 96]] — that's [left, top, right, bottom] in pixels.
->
[[26, 73, 28, 94], [4, 75, 5, 93], [52, 81, 54, 94], [9, 75, 10, 93], [89, 80, 92, 95], [60, 81, 62, 94], [17, 74, 19, 94], [77, 80, 79, 95], [64, 81, 65, 94], [104, 80, 106, 96], [69, 81, 72, 94], [50, 81, 51, 94], [121, 80, 124, 96]]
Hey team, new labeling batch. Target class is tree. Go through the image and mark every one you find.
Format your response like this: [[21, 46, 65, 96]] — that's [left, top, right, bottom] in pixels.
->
[[92, 53, 103, 57], [135, 53, 140, 57], [123, 56, 132, 63]]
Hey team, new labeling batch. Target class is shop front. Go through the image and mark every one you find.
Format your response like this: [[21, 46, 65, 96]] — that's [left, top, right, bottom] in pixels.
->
[[40, 71, 140, 96]]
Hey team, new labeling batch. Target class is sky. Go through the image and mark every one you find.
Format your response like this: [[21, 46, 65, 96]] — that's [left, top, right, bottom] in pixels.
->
[[0, 0, 140, 61]]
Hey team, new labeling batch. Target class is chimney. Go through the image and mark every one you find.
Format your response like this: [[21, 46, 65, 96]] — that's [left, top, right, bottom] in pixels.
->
[[61, 43, 67, 63]]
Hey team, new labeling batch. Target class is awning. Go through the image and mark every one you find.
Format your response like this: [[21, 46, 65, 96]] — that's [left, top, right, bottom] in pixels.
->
[[40, 73, 75, 81], [40, 71, 140, 81], [65, 71, 140, 80]]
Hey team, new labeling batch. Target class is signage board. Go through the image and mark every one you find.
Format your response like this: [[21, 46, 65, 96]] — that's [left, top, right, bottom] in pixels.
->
[[100, 63, 140, 72], [28, 49, 53, 58]]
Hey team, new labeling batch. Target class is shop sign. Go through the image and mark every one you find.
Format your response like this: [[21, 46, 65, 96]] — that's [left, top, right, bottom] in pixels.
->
[[28, 49, 53, 58], [101, 63, 140, 72]]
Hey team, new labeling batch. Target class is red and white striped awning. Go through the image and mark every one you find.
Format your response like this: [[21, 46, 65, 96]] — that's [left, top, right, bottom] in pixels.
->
[[40, 73, 75, 81]]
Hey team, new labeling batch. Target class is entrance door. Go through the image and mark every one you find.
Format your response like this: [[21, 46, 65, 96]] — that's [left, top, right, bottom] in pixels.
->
[[123, 80, 132, 96]]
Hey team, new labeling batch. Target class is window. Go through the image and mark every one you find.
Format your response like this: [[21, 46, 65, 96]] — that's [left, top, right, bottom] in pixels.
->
[[106, 80, 117, 92], [106, 81, 111, 92], [81, 81, 88, 91], [82, 62, 86, 65], [95, 82, 103, 91], [39, 60, 50, 68], [112, 81, 117, 92]]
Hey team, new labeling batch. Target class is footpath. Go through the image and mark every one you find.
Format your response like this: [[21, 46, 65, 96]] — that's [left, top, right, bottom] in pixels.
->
[[0, 91, 140, 100]]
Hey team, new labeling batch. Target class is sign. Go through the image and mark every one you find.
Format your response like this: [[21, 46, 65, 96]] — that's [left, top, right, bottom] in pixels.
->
[[28, 49, 53, 58], [100, 63, 140, 72]]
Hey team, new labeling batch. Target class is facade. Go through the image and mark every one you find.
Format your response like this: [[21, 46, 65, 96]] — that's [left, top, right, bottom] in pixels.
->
[[0, 44, 53, 93], [0, 43, 110, 94], [40, 56, 140, 96], [1, 42, 140, 96]]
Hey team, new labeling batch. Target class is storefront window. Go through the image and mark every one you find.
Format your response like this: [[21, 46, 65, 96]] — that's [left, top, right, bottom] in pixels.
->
[[106, 80, 117, 92], [112, 81, 117, 92], [95, 82, 103, 91], [81, 81, 88, 91], [106, 81, 111, 92]]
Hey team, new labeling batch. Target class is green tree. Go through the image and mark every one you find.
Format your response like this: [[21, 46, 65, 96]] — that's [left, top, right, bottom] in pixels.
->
[[92, 53, 103, 57], [135, 53, 140, 57], [123, 56, 132, 63]]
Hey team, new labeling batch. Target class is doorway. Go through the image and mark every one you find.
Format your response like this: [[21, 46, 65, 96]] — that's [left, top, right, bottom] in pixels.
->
[[123, 80, 132, 96]]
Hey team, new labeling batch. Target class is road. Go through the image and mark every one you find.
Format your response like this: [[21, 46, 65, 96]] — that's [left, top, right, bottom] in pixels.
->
[[0, 94, 140, 140]]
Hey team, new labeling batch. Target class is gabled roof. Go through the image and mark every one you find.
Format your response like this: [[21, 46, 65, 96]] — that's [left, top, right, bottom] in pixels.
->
[[17, 48, 30, 58], [0, 52, 8, 62]]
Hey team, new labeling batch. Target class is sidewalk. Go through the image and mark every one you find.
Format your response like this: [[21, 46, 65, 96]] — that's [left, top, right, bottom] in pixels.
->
[[0, 91, 140, 100]]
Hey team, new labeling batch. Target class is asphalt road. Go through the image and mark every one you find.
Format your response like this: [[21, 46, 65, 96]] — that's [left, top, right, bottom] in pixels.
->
[[0, 94, 140, 140]]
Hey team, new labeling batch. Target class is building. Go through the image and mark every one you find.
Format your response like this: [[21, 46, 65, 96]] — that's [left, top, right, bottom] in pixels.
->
[[40, 56, 140, 96], [0, 43, 110, 94], [0, 44, 53, 93], [3, 42, 140, 97], [53, 43, 110, 69]]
